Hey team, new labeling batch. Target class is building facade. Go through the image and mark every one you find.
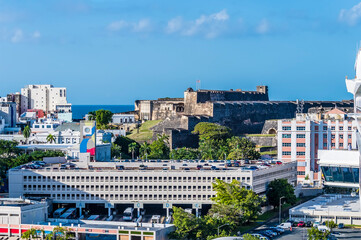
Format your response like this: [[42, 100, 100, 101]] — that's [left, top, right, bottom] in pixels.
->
[[21, 85, 71, 113], [277, 113, 357, 186], [9, 161, 297, 213]]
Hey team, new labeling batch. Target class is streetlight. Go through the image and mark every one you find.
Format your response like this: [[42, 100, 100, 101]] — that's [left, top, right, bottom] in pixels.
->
[[217, 223, 229, 236], [279, 196, 285, 224]]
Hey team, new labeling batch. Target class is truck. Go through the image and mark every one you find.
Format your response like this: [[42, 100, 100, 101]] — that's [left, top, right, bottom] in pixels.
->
[[122, 207, 134, 221]]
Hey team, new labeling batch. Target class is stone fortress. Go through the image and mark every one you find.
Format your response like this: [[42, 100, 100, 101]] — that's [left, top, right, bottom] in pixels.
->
[[135, 86, 353, 148]]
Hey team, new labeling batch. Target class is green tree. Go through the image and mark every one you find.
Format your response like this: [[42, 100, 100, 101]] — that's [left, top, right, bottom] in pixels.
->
[[325, 220, 337, 232], [227, 137, 260, 160], [23, 125, 31, 143], [192, 122, 232, 141], [140, 142, 151, 158], [128, 142, 138, 160], [170, 206, 200, 240], [21, 228, 37, 239], [266, 178, 297, 209], [46, 226, 73, 240], [111, 143, 122, 158], [210, 179, 264, 224], [147, 134, 170, 159], [242, 233, 260, 240], [46, 134, 56, 144], [113, 136, 139, 159], [88, 109, 113, 129], [307, 227, 330, 240]]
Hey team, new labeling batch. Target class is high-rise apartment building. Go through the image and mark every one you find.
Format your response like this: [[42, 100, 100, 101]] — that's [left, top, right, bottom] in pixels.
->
[[277, 109, 356, 186], [21, 85, 71, 113]]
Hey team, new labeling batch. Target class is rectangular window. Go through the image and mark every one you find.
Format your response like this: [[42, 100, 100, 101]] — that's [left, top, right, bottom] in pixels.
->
[[282, 126, 291, 131], [323, 143, 327, 147], [339, 126, 343, 131], [282, 143, 291, 147], [348, 135, 352, 139], [282, 134, 291, 138], [331, 134, 335, 139], [297, 171, 305, 176], [323, 134, 327, 138], [296, 152, 305, 156], [340, 134, 343, 139], [340, 143, 343, 147], [296, 126, 305, 131], [296, 134, 305, 138], [348, 126, 352, 130], [282, 151, 291, 156], [331, 126, 335, 130], [323, 126, 327, 131], [331, 143, 335, 147], [296, 143, 305, 147]]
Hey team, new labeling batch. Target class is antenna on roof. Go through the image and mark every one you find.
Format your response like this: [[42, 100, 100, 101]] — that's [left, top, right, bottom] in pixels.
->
[[196, 80, 201, 91]]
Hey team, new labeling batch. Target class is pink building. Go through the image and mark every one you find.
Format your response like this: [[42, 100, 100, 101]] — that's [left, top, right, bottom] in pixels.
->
[[277, 108, 356, 186]]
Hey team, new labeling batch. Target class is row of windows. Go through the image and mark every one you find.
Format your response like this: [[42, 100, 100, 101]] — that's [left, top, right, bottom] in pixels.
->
[[24, 175, 249, 183], [282, 126, 353, 131], [282, 152, 305, 156], [283, 133, 352, 139], [282, 143, 306, 147], [24, 184, 214, 191], [50, 193, 216, 201]]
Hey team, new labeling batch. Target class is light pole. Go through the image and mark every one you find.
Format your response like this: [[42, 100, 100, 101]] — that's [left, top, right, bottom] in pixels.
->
[[279, 196, 285, 224], [217, 223, 229, 236]]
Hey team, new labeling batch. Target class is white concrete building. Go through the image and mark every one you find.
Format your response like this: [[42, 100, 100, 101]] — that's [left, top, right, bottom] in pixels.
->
[[0, 198, 48, 224], [9, 161, 297, 215], [112, 113, 135, 124], [21, 85, 71, 113]]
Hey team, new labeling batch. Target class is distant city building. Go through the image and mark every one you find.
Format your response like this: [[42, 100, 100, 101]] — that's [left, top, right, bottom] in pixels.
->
[[0, 102, 17, 129], [112, 113, 135, 124], [277, 109, 357, 186], [21, 84, 71, 114]]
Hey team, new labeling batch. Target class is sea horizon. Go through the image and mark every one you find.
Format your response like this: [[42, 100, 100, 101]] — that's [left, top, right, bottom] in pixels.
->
[[72, 105, 134, 120]]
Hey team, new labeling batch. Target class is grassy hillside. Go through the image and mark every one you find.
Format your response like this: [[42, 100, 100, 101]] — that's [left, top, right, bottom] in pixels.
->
[[127, 120, 162, 142]]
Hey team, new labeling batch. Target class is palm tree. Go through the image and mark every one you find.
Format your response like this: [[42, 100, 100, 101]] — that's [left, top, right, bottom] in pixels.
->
[[140, 142, 150, 159], [46, 134, 56, 144], [128, 142, 138, 160], [87, 111, 96, 121], [23, 125, 31, 144], [21, 228, 37, 239]]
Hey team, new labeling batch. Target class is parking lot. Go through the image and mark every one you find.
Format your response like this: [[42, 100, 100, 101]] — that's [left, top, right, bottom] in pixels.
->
[[252, 226, 361, 240]]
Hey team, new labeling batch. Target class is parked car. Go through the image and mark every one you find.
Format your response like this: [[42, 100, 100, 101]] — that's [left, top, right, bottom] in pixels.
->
[[269, 227, 284, 234], [313, 221, 321, 227], [338, 223, 344, 229], [297, 221, 306, 227], [306, 221, 313, 227]]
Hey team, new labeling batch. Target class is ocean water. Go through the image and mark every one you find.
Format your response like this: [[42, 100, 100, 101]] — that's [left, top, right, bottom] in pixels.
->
[[72, 105, 134, 120]]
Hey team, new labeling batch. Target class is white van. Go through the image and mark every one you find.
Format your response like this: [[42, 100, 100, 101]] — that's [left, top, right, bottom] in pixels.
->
[[277, 222, 292, 229]]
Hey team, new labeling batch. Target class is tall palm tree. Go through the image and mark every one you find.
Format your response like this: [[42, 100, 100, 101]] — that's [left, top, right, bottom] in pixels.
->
[[140, 142, 150, 159], [128, 142, 138, 160], [23, 125, 31, 144], [46, 134, 56, 144]]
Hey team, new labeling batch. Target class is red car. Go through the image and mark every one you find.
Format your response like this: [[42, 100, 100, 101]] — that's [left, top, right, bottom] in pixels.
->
[[297, 221, 305, 227]]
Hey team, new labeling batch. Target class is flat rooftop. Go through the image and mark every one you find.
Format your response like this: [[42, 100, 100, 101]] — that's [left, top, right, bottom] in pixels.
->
[[0, 198, 42, 207], [290, 194, 361, 216], [10, 159, 291, 173]]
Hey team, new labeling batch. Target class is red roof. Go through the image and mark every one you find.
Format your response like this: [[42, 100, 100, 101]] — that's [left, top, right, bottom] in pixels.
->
[[325, 108, 346, 115]]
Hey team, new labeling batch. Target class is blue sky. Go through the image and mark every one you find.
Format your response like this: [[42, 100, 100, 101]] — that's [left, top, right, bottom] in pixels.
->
[[1, 0, 361, 104]]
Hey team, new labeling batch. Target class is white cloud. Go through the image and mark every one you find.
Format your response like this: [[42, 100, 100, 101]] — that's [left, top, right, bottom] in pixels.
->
[[107, 20, 129, 31], [166, 9, 229, 38], [256, 19, 270, 34], [107, 19, 151, 33], [166, 17, 183, 34], [339, 2, 361, 26], [11, 29, 23, 43], [32, 31, 41, 39]]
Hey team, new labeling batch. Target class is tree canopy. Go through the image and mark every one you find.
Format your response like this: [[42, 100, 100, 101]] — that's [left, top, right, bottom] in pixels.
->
[[113, 136, 139, 159], [171, 180, 264, 239], [266, 178, 296, 209], [307, 227, 330, 240], [88, 109, 113, 129], [192, 122, 232, 141]]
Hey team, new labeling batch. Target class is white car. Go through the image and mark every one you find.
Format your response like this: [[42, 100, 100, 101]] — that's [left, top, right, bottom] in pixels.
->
[[251, 234, 269, 240]]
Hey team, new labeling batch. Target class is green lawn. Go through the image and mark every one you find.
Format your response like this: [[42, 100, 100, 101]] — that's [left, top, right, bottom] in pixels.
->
[[127, 120, 161, 142], [260, 150, 277, 156]]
